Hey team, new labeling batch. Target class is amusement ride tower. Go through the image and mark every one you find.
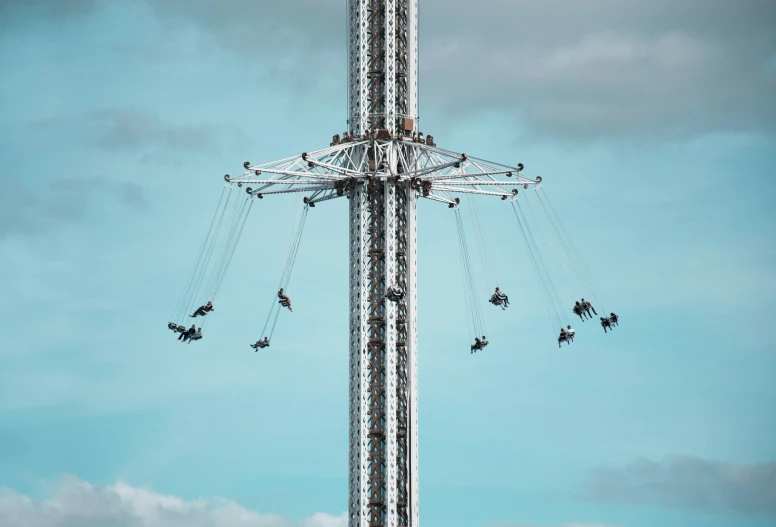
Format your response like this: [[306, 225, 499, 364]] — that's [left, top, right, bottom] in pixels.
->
[[225, 1, 541, 525]]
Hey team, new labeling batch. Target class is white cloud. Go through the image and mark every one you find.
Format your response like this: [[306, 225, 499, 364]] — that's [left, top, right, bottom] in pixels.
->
[[0, 476, 346, 527], [580, 456, 776, 516]]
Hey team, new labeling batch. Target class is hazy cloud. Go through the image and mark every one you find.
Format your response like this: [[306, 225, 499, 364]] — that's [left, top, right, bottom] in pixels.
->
[[0, 476, 347, 527], [0, 177, 147, 240], [0, 0, 100, 23], [6, 0, 772, 141], [85, 108, 244, 155], [579, 456, 776, 516], [139, 0, 775, 142]]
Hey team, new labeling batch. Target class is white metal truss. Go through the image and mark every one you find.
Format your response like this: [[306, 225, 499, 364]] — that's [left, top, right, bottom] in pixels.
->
[[226, 139, 538, 527], [221, 2, 541, 526], [227, 140, 539, 207]]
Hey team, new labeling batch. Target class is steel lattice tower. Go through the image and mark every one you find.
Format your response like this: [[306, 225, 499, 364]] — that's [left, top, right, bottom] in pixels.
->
[[226, 2, 540, 525], [347, 1, 419, 525]]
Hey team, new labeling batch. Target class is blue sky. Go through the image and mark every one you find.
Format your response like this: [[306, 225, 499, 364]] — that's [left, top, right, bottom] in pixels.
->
[[0, 1, 775, 527]]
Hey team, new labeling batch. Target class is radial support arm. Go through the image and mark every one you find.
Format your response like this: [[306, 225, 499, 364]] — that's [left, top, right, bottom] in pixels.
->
[[225, 138, 539, 208]]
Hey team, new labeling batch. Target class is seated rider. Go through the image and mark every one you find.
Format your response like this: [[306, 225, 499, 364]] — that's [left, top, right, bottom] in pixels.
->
[[480, 335, 488, 348], [190, 301, 214, 318], [573, 301, 587, 321], [582, 298, 598, 316], [471, 337, 482, 354], [566, 325, 575, 338], [178, 324, 196, 341], [186, 328, 202, 343], [609, 312, 619, 326], [278, 288, 293, 312], [558, 328, 568, 347], [600, 316, 611, 333], [386, 285, 405, 303], [490, 287, 509, 310], [250, 337, 270, 351]]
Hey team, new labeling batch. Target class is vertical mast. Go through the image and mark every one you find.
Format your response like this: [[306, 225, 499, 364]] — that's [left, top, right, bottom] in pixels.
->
[[348, 2, 419, 526], [348, 0, 418, 136]]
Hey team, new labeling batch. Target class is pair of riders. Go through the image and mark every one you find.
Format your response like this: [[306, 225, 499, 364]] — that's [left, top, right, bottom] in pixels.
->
[[177, 324, 202, 343], [471, 335, 488, 353], [572, 298, 597, 321], [489, 287, 509, 310], [251, 337, 270, 350], [278, 288, 293, 312], [249, 288, 293, 350], [558, 325, 575, 347], [601, 313, 619, 332]]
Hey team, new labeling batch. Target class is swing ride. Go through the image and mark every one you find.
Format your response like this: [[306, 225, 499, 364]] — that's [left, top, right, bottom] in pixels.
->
[[165, 1, 618, 525], [166, 165, 615, 352]]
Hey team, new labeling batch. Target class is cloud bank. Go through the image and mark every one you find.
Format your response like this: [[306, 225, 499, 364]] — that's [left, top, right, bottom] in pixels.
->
[[3, 0, 774, 142], [0, 178, 147, 240], [144, 0, 776, 142], [0, 476, 346, 527], [580, 456, 776, 516]]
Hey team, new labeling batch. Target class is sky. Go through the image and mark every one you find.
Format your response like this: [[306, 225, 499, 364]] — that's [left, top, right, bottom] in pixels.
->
[[0, 1, 775, 526]]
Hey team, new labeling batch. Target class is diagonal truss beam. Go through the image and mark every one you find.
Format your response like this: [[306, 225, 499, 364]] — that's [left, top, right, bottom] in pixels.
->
[[225, 139, 540, 206]]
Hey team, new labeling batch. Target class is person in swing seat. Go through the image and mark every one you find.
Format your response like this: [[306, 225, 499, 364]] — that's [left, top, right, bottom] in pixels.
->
[[581, 298, 597, 317], [251, 337, 270, 351], [471, 335, 488, 353], [600, 316, 612, 333], [566, 325, 575, 339], [490, 287, 509, 309], [186, 328, 202, 343], [190, 301, 214, 318], [558, 327, 568, 348], [178, 324, 196, 341], [573, 301, 587, 321], [386, 285, 405, 303], [609, 313, 619, 326], [277, 288, 293, 312]]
